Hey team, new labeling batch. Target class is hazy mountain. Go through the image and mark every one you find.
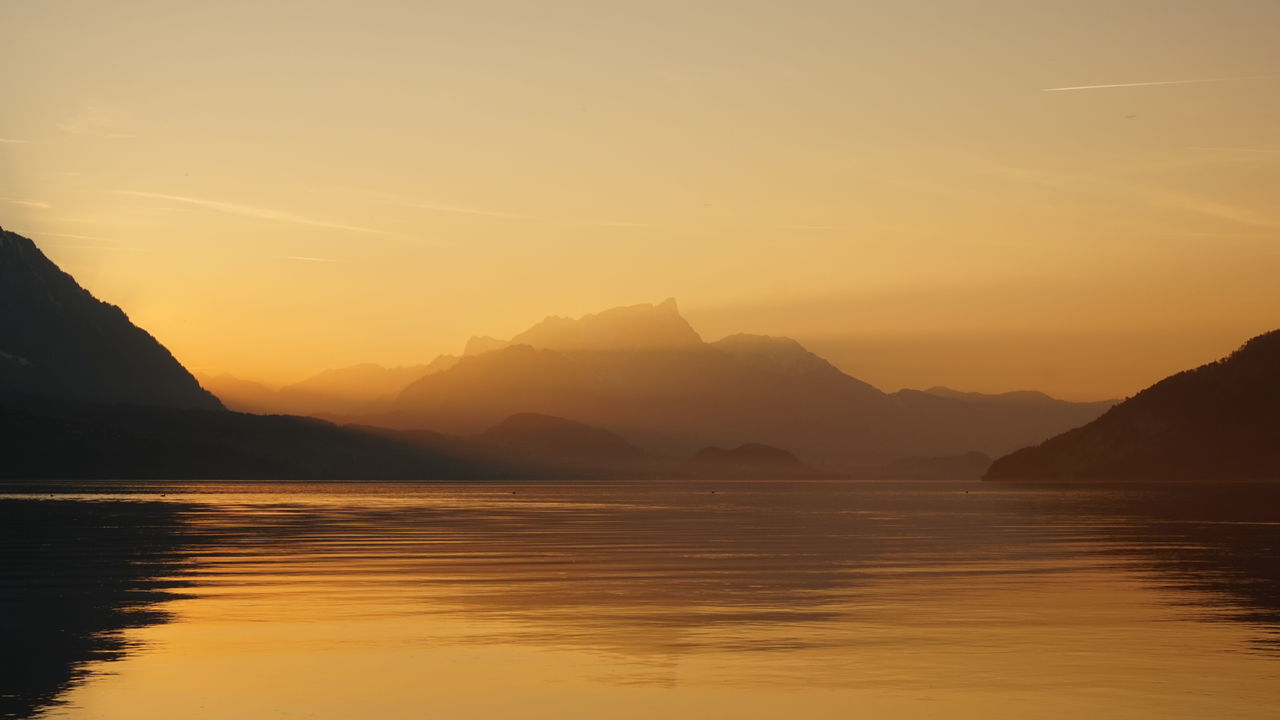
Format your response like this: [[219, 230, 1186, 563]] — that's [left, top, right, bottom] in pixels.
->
[[463, 335, 507, 356], [686, 443, 812, 478], [986, 330, 1280, 481], [392, 299, 1114, 467], [198, 373, 281, 414], [711, 333, 882, 400], [887, 387, 1115, 463], [508, 297, 704, 351], [921, 387, 1103, 407], [0, 227, 222, 410], [202, 356, 458, 415], [480, 412, 645, 460], [276, 362, 438, 412]]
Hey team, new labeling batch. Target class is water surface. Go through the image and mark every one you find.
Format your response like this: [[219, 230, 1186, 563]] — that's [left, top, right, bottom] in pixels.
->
[[3, 481, 1278, 719]]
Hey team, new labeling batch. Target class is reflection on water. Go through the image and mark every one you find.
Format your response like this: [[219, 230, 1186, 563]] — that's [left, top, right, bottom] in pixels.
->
[[0, 499, 194, 719], [2, 481, 1279, 719]]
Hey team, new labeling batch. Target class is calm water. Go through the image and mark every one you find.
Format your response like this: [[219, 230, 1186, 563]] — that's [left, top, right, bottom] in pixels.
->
[[2, 480, 1279, 719]]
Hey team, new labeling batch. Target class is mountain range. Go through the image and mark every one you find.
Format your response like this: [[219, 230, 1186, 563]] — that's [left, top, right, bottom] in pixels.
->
[[21, 225, 1269, 482], [200, 297, 1117, 472], [379, 300, 1114, 469]]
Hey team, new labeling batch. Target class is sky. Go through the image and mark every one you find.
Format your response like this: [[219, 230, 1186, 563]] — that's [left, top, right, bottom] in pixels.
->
[[2, 0, 1278, 400]]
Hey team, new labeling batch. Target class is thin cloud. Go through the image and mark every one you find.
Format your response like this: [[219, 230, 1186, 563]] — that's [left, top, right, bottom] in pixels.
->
[[360, 190, 535, 220], [0, 137, 38, 144], [0, 197, 52, 210], [41, 232, 115, 242], [980, 161, 1280, 234], [1189, 146, 1280, 155], [357, 189, 651, 229], [59, 103, 133, 138], [284, 255, 343, 263], [592, 220, 654, 229], [1041, 77, 1244, 92], [116, 190, 385, 235], [43, 243, 156, 252]]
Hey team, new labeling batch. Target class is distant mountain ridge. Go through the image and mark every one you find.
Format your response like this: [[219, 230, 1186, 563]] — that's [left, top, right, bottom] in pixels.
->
[[986, 330, 1280, 481], [0, 227, 221, 410], [201, 358, 457, 415], [388, 298, 1115, 468]]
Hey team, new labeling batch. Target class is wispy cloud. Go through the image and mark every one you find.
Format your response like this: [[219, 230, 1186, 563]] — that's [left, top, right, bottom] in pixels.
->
[[59, 103, 133, 138], [979, 161, 1280, 234], [116, 190, 385, 235], [354, 189, 652, 229], [1188, 146, 1280, 155], [0, 137, 39, 144], [40, 232, 115, 242], [0, 196, 52, 210], [284, 255, 343, 263], [360, 190, 534, 220], [1041, 77, 1247, 92]]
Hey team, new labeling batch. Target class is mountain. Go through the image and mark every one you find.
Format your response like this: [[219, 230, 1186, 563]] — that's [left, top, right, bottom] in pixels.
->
[[0, 227, 221, 410], [202, 357, 457, 415], [887, 387, 1115, 462], [985, 330, 1280, 481], [197, 373, 280, 414], [508, 298, 704, 351], [711, 333, 882, 399], [686, 443, 812, 478], [923, 387, 1095, 407], [479, 412, 645, 461], [0, 393, 499, 480], [391, 299, 1114, 468], [463, 335, 507, 356], [276, 362, 438, 413]]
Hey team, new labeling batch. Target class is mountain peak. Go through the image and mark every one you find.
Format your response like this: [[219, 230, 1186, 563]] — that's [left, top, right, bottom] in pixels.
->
[[506, 299, 703, 352], [463, 335, 507, 356], [0, 228, 223, 410]]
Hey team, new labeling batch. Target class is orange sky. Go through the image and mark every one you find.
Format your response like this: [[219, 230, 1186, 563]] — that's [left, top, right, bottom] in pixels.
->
[[2, 1, 1277, 400]]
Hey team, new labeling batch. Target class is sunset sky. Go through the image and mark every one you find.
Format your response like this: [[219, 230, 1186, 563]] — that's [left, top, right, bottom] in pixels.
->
[[2, 1, 1277, 399]]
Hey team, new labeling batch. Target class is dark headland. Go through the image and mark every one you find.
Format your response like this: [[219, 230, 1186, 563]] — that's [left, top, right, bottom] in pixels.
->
[[986, 330, 1280, 482]]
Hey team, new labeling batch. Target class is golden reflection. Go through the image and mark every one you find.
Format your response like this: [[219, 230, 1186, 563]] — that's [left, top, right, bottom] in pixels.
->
[[8, 482, 1278, 719]]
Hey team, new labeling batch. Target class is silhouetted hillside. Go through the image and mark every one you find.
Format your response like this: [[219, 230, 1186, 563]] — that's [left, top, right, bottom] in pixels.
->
[[0, 227, 221, 410], [0, 393, 499, 480], [986, 330, 1280, 481]]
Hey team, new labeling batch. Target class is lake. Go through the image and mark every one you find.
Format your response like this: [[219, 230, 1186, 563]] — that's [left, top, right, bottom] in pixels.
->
[[3, 480, 1279, 719]]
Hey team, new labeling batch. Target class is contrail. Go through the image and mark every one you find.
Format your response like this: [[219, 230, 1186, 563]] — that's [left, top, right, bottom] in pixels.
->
[[0, 196, 52, 209], [116, 190, 384, 235], [1042, 78, 1239, 92], [1189, 146, 1280, 154], [284, 256, 342, 263]]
